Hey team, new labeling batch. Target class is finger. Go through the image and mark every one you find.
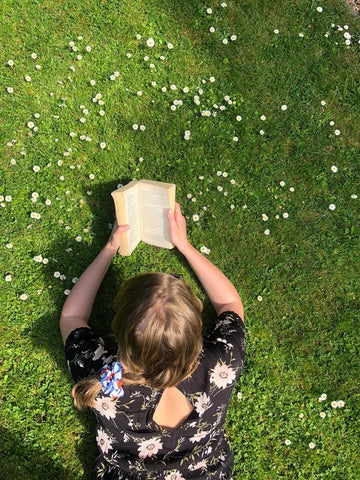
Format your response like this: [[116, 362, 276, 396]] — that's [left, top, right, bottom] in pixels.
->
[[167, 208, 175, 221], [117, 224, 130, 232], [174, 202, 183, 219]]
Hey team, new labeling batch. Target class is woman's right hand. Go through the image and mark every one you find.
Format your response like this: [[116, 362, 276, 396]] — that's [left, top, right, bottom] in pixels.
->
[[167, 202, 243, 319], [167, 202, 190, 253]]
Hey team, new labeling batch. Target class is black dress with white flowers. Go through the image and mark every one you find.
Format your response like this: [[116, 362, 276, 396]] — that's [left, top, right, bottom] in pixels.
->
[[65, 311, 246, 480]]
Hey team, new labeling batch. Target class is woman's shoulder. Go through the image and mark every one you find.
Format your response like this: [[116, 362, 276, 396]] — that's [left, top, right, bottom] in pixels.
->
[[201, 310, 246, 370], [205, 310, 245, 344], [65, 327, 116, 382]]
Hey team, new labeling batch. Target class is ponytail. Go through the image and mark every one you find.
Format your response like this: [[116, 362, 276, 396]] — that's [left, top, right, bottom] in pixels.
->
[[71, 375, 102, 409]]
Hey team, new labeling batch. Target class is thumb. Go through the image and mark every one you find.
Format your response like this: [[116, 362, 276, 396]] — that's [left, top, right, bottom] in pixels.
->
[[118, 224, 130, 232]]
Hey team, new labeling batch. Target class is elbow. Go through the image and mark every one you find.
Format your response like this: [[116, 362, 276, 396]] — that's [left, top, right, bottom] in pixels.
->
[[214, 297, 244, 322]]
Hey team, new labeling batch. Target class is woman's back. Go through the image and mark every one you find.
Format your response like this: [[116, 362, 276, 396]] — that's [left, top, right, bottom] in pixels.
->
[[152, 386, 194, 430], [65, 311, 245, 479]]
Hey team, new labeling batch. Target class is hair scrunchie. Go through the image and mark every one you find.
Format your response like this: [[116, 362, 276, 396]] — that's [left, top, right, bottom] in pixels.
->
[[100, 361, 124, 398]]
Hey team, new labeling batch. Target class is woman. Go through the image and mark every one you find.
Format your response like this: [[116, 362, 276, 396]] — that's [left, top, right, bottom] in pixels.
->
[[60, 203, 245, 479]]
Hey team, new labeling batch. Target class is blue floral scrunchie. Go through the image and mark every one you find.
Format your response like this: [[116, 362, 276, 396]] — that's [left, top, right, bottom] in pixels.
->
[[100, 361, 124, 398]]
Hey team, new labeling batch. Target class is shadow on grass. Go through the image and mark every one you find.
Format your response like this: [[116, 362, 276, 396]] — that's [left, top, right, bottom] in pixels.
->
[[26, 179, 130, 479], [0, 426, 71, 480]]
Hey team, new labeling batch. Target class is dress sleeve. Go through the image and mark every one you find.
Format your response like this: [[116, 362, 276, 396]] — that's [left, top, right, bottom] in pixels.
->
[[204, 311, 246, 376], [64, 327, 116, 382]]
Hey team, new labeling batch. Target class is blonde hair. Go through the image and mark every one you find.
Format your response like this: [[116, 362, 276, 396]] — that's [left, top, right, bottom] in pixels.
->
[[72, 273, 203, 409]]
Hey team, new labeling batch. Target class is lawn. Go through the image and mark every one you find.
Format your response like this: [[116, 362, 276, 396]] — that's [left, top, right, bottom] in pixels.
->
[[1, 0, 359, 478]]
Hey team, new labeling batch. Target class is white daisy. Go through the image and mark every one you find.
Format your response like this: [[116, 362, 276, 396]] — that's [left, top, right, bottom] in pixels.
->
[[96, 428, 113, 454], [94, 397, 117, 419], [189, 459, 208, 471], [210, 362, 236, 389], [190, 430, 209, 443], [138, 438, 163, 459], [164, 471, 186, 480], [194, 393, 211, 416]]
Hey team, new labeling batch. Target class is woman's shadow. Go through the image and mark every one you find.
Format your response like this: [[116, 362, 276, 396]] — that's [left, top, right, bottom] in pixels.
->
[[28, 179, 129, 479], [29, 179, 215, 479]]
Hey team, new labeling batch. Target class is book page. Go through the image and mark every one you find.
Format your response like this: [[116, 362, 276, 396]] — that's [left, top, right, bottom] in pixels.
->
[[123, 185, 141, 254], [111, 181, 141, 256], [139, 181, 175, 248]]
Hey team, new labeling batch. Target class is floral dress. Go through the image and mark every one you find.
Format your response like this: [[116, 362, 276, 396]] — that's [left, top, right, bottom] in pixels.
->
[[65, 311, 246, 480]]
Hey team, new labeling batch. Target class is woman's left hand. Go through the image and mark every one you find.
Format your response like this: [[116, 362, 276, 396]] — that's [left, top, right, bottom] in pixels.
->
[[107, 220, 130, 255]]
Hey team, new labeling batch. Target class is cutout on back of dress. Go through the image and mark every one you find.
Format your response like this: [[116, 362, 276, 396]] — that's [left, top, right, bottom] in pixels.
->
[[153, 386, 194, 429]]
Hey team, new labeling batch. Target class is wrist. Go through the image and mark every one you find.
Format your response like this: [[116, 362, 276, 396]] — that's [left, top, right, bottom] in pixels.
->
[[178, 240, 193, 257], [104, 242, 119, 257]]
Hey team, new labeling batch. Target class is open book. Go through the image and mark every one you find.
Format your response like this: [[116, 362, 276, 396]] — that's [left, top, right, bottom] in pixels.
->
[[111, 180, 176, 256]]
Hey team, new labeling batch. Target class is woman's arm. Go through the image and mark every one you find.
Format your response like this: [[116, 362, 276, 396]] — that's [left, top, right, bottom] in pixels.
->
[[59, 223, 129, 344], [167, 203, 244, 319]]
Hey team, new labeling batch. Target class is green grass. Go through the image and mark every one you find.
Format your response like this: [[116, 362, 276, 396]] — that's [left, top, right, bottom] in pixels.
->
[[1, 0, 359, 478]]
